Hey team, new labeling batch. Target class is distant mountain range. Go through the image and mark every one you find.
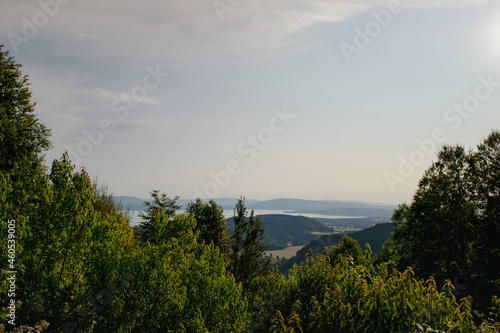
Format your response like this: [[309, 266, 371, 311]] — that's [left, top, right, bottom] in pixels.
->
[[250, 198, 394, 210], [114, 196, 396, 218]]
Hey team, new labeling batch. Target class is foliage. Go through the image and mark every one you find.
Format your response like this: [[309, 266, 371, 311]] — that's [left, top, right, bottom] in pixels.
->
[[0, 45, 51, 175], [230, 197, 270, 288], [1, 153, 137, 331], [265, 250, 494, 333], [91, 214, 248, 332], [327, 235, 364, 266], [136, 190, 180, 245], [186, 198, 232, 260], [389, 131, 500, 308], [0, 320, 49, 333]]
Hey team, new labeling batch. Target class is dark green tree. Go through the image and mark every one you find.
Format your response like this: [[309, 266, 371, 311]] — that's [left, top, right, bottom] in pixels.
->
[[391, 145, 477, 282], [389, 131, 500, 308], [0, 45, 51, 174], [470, 131, 500, 305], [230, 197, 269, 287], [240, 210, 269, 284], [137, 190, 180, 245], [230, 197, 247, 283], [186, 198, 232, 259]]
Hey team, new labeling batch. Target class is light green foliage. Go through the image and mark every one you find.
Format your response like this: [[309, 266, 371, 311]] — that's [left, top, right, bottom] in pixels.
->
[[98, 214, 248, 332], [266, 250, 491, 333], [1, 154, 137, 331]]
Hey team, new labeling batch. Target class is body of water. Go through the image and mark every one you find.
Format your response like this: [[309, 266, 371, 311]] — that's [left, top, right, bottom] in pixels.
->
[[128, 209, 363, 226]]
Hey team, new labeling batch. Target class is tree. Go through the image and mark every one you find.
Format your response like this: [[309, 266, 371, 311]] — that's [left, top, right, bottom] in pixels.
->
[[327, 235, 363, 266], [389, 131, 500, 307], [0, 44, 52, 224], [0, 153, 137, 331], [186, 198, 232, 260], [240, 210, 269, 284], [470, 131, 500, 304], [0, 45, 51, 174], [137, 190, 180, 245], [230, 197, 269, 287]]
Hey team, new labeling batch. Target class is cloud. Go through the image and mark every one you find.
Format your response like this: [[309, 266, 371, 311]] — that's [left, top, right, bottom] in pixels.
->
[[76, 88, 161, 106], [401, 0, 492, 9], [2, 0, 492, 67]]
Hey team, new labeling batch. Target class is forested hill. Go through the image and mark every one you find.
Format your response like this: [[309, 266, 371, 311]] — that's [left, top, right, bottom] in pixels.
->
[[279, 222, 395, 274], [226, 214, 331, 250]]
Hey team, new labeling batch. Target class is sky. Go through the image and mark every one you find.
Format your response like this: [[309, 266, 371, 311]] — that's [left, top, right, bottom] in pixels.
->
[[1, 0, 500, 204]]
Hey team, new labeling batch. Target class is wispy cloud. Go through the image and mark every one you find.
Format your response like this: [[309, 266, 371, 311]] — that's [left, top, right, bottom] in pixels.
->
[[2, 0, 492, 67], [401, 0, 491, 9], [76, 88, 161, 106]]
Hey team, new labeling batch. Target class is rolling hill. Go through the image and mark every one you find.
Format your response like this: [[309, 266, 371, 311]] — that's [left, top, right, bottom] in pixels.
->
[[278, 222, 395, 274], [226, 214, 332, 250]]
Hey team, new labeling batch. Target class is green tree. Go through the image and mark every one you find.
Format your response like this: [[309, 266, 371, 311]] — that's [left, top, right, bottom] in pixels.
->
[[241, 210, 269, 284], [230, 197, 247, 283], [470, 131, 500, 305], [0, 44, 52, 226], [327, 235, 363, 266], [102, 213, 248, 332], [0, 153, 137, 331], [0, 45, 51, 174], [230, 197, 269, 287], [389, 131, 500, 308], [137, 190, 180, 245], [186, 198, 232, 260]]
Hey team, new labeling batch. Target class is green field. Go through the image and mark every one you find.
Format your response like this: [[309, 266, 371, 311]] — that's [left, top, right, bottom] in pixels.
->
[[265, 245, 304, 259]]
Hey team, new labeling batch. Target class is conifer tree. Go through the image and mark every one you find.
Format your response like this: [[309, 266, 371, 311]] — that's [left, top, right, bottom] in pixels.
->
[[137, 190, 180, 245], [0, 45, 51, 174], [230, 197, 269, 287]]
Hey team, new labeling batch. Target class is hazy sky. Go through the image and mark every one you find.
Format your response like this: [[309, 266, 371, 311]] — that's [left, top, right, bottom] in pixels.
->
[[2, 0, 500, 204]]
